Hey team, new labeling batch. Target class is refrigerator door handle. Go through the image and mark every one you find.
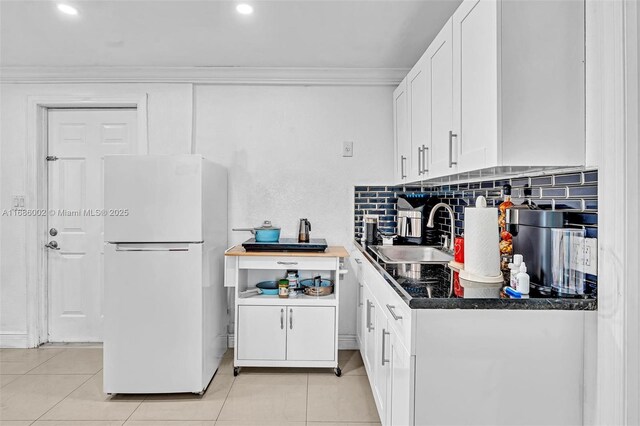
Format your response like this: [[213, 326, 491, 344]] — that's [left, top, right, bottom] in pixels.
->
[[114, 243, 193, 252]]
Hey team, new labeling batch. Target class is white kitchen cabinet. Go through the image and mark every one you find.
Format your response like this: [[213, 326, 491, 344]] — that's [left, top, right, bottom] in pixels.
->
[[452, 0, 585, 173], [393, 0, 585, 183], [372, 298, 390, 420], [389, 332, 413, 426], [393, 78, 410, 184], [238, 305, 335, 363], [426, 18, 455, 177], [354, 256, 365, 348], [356, 245, 594, 426], [226, 245, 347, 374], [359, 255, 414, 426], [407, 55, 429, 181], [362, 284, 377, 375], [286, 306, 335, 361], [237, 305, 286, 361], [452, 0, 497, 172]]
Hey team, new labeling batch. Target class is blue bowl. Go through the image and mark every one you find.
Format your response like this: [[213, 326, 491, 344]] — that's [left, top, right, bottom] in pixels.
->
[[256, 280, 279, 295]]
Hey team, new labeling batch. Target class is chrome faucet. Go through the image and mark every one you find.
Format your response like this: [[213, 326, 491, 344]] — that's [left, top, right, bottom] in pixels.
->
[[426, 202, 456, 252]]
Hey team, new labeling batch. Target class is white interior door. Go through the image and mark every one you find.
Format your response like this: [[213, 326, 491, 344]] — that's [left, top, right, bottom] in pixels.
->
[[47, 108, 137, 342]]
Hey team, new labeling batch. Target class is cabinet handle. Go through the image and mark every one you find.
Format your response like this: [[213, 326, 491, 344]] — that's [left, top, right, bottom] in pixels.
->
[[277, 261, 298, 265], [401, 156, 407, 179], [417, 147, 423, 175], [386, 304, 403, 321], [355, 259, 362, 264], [358, 283, 363, 307], [422, 145, 429, 173], [289, 308, 293, 329], [366, 301, 374, 331], [381, 329, 390, 366], [280, 308, 284, 329], [449, 131, 458, 168]]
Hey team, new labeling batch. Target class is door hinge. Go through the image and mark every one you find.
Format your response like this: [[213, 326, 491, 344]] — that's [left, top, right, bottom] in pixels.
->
[[46, 156, 59, 161]]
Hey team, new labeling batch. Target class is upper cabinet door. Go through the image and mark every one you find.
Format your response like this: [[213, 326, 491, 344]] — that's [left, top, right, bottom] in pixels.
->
[[407, 55, 429, 182], [427, 18, 455, 177], [393, 78, 410, 184], [452, 0, 498, 173]]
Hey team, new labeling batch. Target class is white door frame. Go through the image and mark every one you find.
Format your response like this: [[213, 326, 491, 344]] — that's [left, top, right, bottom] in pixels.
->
[[25, 95, 149, 347], [587, 1, 639, 424]]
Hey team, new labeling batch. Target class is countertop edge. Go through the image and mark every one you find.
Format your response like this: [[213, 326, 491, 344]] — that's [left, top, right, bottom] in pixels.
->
[[352, 240, 598, 311], [226, 245, 349, 258]]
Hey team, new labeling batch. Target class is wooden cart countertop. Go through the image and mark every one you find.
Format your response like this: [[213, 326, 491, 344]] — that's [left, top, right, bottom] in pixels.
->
[[225, 245, 349, 258]]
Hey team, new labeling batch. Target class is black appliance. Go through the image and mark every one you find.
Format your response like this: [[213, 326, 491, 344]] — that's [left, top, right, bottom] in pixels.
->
[[242, 238, 328, 252], [396, 194, 441, 245]]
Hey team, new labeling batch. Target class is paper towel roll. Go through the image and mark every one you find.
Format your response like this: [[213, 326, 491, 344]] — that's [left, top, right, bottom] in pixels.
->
[[464, 202, 500, 277]]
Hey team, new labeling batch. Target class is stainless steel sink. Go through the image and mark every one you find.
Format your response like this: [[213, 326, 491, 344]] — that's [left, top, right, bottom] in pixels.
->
[[369, 245, 453, 264]]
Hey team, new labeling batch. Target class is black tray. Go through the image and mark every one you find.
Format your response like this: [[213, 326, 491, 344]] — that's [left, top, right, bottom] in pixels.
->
[[242, 238, 328, 252]]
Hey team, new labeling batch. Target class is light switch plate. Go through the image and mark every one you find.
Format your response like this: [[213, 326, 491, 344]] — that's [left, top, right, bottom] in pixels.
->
[[342, 141, 354, 157]]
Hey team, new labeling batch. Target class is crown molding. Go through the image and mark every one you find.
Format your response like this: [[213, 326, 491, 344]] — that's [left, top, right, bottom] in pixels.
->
[[0, 66, 408, 86]]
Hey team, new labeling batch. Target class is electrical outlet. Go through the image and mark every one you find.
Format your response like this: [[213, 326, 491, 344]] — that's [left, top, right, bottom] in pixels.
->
[[569, 236, 598, 276], [342, 141, 354, 157], [584, 238, 598, 276], [13, 195, 25, 208], [570, 236, 586, 272]]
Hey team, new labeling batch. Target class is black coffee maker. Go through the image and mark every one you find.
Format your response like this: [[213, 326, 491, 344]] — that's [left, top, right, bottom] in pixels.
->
[[396, 194, 441, 245]]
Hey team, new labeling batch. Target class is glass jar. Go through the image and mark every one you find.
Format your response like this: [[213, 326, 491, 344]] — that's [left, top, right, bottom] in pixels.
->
[[278, 279, 289, 298]]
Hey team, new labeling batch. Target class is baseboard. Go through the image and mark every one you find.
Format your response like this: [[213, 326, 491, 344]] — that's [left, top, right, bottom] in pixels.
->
[[338, 334, 359, 350], [0, 333, 30, 348], [226, 334, 359, 350]]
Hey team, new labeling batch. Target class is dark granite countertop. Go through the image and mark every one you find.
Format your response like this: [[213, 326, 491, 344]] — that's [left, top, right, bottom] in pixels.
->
[[354, 240, 597, 311]]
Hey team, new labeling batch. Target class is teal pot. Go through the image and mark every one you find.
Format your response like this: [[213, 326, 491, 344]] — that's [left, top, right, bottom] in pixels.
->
[[233, 220, 281, 242]]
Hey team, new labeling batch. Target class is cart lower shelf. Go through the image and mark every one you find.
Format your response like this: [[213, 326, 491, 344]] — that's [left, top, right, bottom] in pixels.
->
[[233, 365, 341, 377]]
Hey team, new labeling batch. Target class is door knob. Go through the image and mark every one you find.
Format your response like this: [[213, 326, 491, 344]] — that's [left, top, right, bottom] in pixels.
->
[[45, 241, 60, 250], [49, 228, 58, 236]]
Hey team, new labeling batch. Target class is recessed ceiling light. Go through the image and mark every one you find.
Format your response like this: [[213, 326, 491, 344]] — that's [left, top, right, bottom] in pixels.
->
[[236, 4, 253, 15], [57, 3, 78, 15]]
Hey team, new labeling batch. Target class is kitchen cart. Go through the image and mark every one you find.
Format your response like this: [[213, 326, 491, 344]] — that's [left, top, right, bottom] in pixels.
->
[[224, 245, 348, 376]]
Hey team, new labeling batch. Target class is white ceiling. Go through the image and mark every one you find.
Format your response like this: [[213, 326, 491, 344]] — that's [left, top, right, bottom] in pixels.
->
[[0, 0, 462, 69]]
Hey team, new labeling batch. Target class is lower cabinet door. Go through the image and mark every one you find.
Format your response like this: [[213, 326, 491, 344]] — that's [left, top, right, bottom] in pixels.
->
[[287, 306, 336, 361], [363, 287, 377, 372], [389, 332, 413, 426], [237, 305, 286, 360], [373, 302, 390, 422]]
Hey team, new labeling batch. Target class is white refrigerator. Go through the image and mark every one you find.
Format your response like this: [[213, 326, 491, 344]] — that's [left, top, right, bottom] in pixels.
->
[[103, 155, 228, 394]]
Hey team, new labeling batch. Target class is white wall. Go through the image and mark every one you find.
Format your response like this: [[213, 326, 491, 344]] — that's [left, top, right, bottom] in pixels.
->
[[0, 83, 194, 346], [0, 82, 393, 346], [193, 84, 394, 339]]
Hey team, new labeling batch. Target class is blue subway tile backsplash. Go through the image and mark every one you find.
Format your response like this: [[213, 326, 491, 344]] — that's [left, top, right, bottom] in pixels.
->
[[354, 169, 599, 292]]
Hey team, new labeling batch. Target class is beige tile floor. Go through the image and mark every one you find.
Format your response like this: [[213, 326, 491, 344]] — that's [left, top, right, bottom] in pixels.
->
[[0, 346, 380, 426]]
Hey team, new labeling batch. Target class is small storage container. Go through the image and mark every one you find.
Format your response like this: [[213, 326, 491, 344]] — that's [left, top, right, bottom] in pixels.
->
[[459, 270, 504, 299]]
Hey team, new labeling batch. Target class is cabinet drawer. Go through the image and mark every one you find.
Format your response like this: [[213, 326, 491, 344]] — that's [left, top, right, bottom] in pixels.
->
[[384, 293, 412, 349], [238, 256, 337, 271]]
